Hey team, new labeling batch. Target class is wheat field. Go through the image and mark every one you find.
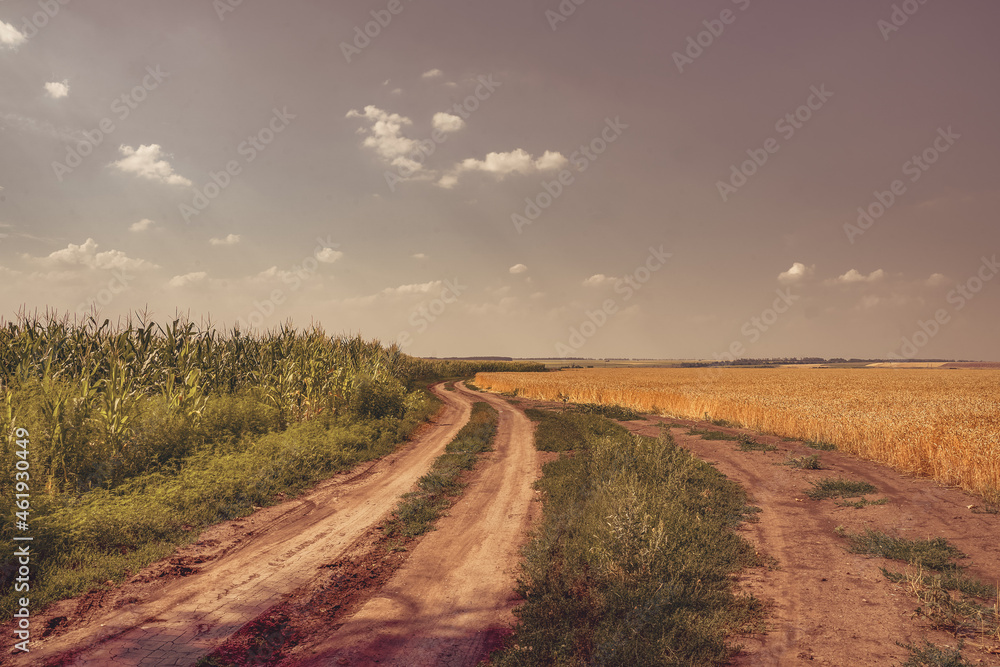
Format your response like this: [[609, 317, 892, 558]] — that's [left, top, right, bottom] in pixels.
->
[[475, 368, 1000, 502]]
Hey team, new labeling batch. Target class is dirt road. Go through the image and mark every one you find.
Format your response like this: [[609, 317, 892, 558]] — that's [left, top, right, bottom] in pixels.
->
[[286, 383, 541, 666], [14, 384, 474, 666], [620, 416, 1000, 666]]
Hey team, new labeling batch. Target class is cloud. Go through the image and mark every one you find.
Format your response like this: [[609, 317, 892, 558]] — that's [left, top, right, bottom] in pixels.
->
[[421, 69, 444, 79], [34, 238, 157, 271], [44, 80, 70, 99], [926, 273, 947, 287], [316, 247, 343, 263], [0, 21, 26, 49], [130, 219, 155, 232], [583, 274, 617, 287], [412, 253, 427, 260], [341, 280, 445, 307], [778, 262, 814, 284], [111, 144, 192, 186], [168, 272, 207, 288], [432, 112, 465, 134], [346, 106, 419, 168], [209, 234, 241, 246], [833, 268, 885, 284], [439, 149, 568, 188], [509, 263, 528, 275]]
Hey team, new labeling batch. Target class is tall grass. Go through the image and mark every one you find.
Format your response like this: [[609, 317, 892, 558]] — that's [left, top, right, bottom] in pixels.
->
[[493, 410, 765, 665]]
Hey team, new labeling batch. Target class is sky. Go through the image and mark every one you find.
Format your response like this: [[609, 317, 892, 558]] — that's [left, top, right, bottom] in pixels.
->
[[1, 0, 998, 360]]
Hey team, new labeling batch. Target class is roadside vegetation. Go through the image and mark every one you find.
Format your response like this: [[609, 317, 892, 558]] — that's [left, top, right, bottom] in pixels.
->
[[492, 408, 767, 665], [0, 313, 542, 619]]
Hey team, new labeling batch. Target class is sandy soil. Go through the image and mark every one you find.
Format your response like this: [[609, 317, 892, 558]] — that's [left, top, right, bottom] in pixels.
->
[[8, 384, 473, 666]]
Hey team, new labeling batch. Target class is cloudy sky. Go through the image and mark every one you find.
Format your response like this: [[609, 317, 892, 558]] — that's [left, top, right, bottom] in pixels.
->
[[1, 0, 998, 360]]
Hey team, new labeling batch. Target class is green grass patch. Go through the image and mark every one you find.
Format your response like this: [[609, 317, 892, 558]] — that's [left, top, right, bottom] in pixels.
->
[[807, 477, 877, 500], [782, 454, 822, 469], [737, 434, 777, 453], [524, 408, 627, 452], [841, 529, 966, 571], [382, 402, 498, 538], [573, 402, 643, 421], [491, 411, 767, 665], [837, 497, 888, 509], [898, 640, 971, 667], [687, 428, 740, 441], [705, 413, 739, 428], [804, 440, 837, 451], [882, 568, 996, 600]]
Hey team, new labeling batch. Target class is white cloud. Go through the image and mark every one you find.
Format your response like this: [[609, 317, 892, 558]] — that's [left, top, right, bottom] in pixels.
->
[[346, 106, 419, 168], [130, 219, 155, 232], [44, 80, 70, 99], [583, 274, 617, 287], [209, 234, 241, 246], [111, 144, 192, 186], [412, 253, 427, 260], [432, 112, 465, 134], [0, 21, 26, 49], [459, 149, 567, 177], [168, 272, 207, 288], [509, 263, 528, 275], [35, 238, 157, 271], [341, 280, 444, 307], [316, 247, 343, 263], [778, 262, 814, 284], [834, 268, 885, 284], [421, 69, 444, 79]]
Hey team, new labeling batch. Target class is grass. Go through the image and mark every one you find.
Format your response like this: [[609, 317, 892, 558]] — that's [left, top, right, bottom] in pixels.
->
[[524, 408, 623, 452], [688, 428, 739, 441], [737, 433, 777, 452], [382, 402, 498, 538], [807, 477, 878, 500], [804, 440, 838, 451], [782, 454, 823, 469], [898, 640, 971, 667], [842, 529, 967, 571], [837, 497, 888, 509], [491, 410, 767, 665], [688, 428, 775, 453], [573, 402, 643, 421]]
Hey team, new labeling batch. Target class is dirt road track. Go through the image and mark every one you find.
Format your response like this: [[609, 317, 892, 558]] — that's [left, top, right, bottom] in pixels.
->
[[14, 384, 472, 667], [287, 384, 541, 666]]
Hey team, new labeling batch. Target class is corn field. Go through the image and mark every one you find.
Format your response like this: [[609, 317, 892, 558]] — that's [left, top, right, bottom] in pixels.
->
[[476, 367, 1000, 502], [0, 312, 416, 494]]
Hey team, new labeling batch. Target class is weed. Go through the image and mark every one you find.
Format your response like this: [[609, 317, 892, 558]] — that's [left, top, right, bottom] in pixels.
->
[[807, 477, 878, 500], [838, 497, 888, 509], [804, 440, 838, 451], [688, 428, 740, 441], [782, 454, 822, 469], [897, 639, 970, 667], [842, 530, 966, 571], [737, 434, 777, 453], [574, 402, 642, 421]]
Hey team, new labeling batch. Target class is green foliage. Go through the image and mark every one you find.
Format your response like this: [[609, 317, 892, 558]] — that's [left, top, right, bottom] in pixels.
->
[[737, 433, 777, 452], [687, 428, 740, 441], [898, 640, 970, 667], [525, 408, 628, 452], [492, 414, 765, 665], [806, 477, 878, 500], [573, 403, 643, 421], [842, 530, 966, 571], [804, 440, 838, 451]]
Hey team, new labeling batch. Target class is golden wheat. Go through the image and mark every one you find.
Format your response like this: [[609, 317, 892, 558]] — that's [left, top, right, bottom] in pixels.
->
[[475, 368, 1000, 502]]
